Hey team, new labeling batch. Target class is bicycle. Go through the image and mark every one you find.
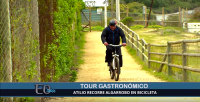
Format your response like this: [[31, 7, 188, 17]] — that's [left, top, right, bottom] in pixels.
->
[[108, 44, 122, 81]]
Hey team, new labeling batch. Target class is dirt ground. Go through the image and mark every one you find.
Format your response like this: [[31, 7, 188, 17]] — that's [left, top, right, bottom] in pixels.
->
[[47, 31, 200, 102]]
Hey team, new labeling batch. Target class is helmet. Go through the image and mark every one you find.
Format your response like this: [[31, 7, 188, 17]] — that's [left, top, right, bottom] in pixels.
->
[[109, 20, 117, 26]]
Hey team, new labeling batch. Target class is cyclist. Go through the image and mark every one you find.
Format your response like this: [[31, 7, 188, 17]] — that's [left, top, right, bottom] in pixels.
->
[[101, 19, 126, 73]]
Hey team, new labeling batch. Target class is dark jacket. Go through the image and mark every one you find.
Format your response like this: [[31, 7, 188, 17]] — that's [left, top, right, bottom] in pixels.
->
[[101, 26, 126, 45]]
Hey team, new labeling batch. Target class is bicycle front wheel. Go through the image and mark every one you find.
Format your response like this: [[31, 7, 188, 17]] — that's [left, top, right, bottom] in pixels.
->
[[114, 57, 120, 81], [110, 66, 114, 79]]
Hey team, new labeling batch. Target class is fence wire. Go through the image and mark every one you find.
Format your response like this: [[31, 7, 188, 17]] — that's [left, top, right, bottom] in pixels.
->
[[149, 45, 167, 71], [1, 0, 40, 101], [0, 0, 12, 101], [0, 0, 12, 83], [169, 41, 200, 81], [187, 42, 200, 69], [9, 0, 40, 83], [170, 43, 183, 78], [82, 6, 192, 28]]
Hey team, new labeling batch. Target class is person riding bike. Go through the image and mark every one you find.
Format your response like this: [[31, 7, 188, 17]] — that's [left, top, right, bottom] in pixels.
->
[[101, 19, 126, 73]]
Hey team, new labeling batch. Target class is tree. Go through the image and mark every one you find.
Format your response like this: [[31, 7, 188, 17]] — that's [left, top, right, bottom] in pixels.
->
[[127, 2, 145, 13], [142, 0, 151, 7], [124, 0, 139, 4], [120, 0, 127, 4], [168, 0, 179, 5], [192, 7, 200, 21]]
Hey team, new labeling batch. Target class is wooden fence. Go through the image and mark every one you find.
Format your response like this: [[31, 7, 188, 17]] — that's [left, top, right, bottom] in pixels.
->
[[116, 20, 200, 82]]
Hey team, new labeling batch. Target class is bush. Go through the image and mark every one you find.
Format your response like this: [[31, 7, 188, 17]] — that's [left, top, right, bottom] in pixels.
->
[[148, 25, 162, 31], [131, 25, 144, 30], [148, 25, 162, 28], [121, 17, 134, 28], [150, 22, 157, 25]]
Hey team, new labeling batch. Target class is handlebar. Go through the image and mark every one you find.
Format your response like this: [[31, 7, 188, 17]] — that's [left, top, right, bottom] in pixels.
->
[[108, 44, 122, 47]]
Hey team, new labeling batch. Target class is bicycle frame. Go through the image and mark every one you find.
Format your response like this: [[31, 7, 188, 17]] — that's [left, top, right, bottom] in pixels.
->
[[108, 44, 122, 70], [112, 48, 118, 70]]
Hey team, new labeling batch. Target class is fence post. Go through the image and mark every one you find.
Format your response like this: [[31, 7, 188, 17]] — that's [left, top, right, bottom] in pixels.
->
[[127, 28, 131, 45], [162, 7, 165, 27], [142, 40, 144, 61], [125, 26, 128, 41], [186, 8, 188, 30], [127, 28, 129, 46], [1, 0, 13, 101], [126, 27, 128, 45], [182, 9, 184, 23], [148, 44, 151, 68], [186, 8, 188, 23], [111, 0, 114, 18], [179, 7, 181, 28], [167, 42, 172, 76], [127, 6, 129, 17], [182, 40, 187, 81], [89, 6, 91, 32], [136, 36, 139, 56], [132, 32, 134, 49], [145, 6, 147, 28], [32, 0, 41, 101], [101, 12, 103, 27]]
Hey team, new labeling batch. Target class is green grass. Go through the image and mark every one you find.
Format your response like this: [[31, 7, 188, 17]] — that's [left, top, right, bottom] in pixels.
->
[[130, 25, 144, 30], [83, 26, 104, 31], [125, 45, 183, 82], [91, 26, 104, 31]]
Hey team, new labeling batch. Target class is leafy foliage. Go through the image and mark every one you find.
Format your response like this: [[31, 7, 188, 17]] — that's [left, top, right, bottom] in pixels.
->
[[119, 0, 200, 13], [42, 0, 85, 82], [190, 7, 200, 22], [107, 2, 152, 13], [122, 17, 134, 27]]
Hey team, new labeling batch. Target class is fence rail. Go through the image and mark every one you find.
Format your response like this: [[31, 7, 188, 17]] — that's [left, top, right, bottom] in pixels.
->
[[116, 19, 200, 82]]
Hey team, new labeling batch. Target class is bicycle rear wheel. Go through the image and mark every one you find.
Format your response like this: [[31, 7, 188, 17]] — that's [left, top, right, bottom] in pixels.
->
[[114, 57, 120, 81]]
